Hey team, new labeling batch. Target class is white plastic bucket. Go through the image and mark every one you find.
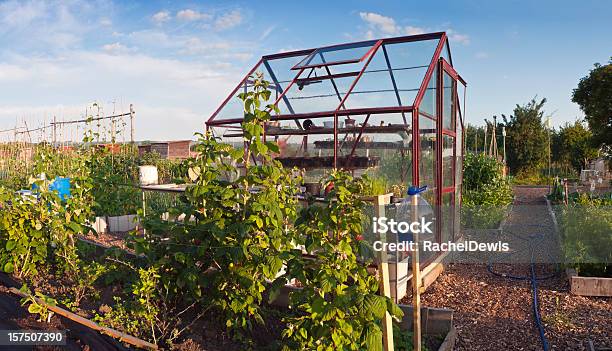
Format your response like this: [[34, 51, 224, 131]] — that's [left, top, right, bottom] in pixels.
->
[[139, 165, 158, 185]]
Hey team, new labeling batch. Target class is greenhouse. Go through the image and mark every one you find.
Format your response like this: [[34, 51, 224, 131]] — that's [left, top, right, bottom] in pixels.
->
[[207, 31, 467, 268]]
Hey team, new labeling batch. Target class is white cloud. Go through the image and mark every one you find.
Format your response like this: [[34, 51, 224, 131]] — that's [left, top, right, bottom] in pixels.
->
[[0, 0, 112, 51], [0, 0, 46, 28], [405, 26, 425, 35], [151, 10, 170, 24], [359, 12, 426, 38], [359, 12, 398, 35], [0, 2, 255, 140], [99, 17, 112, 26], [214, 10, 242, 30], [180, 38, 230, 55], [101, 42, 132, 55], [0, 63, 30, 81], [357, 12, 469, 45], [0, 51, 241, 140], [447, 30, 470, 44], [177, 9, 211, 21], [475, 51, 489, 59]]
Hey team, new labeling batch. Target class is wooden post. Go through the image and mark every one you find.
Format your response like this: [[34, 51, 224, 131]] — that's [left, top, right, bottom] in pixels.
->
[[130, 104, 135, 144], [53, 116, 57, 146], [375, 194, 394, 351], [411, 192, 422, 351]]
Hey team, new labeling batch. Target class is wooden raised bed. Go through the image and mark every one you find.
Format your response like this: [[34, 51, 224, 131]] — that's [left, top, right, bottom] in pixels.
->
[[566, 269, 612, 297]]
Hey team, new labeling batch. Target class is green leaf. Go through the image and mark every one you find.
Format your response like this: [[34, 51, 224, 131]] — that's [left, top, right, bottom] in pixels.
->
[[3, 262, 14, 273], [5, 240, 16, 251], [67, 222, 82, 234], [364, 323, 383, 351], [387, 299, 404, 320], [28, 304, 42, 314], [364, 295, 387, 319]]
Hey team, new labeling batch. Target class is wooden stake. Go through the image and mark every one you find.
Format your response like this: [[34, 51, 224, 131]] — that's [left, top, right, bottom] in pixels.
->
[[411, 193, 422, 351], [53, 116, 57, 146], [130, 104, 135, 144], [374, 193, 394, 351]]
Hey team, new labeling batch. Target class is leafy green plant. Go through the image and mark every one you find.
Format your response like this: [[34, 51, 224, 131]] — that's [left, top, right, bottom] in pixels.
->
[[19, 285, 58, 323], [392, 324, 430, 351], [185, 73, 301, 332], [69, 260, 108, 307], [132, 73, 301, 342], [557, 194, 611, 277], [362, 174, 389, 196], [0, 139, 95, 282], [282, 171, 403, 351]]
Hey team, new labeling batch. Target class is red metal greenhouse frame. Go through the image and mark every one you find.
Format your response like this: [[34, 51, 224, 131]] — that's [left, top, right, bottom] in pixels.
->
[[206, 32, 466, 208]]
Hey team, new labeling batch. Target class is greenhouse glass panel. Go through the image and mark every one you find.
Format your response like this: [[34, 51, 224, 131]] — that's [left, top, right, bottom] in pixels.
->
[[419, 115, 437, 191], [292, 40, 378, 69], [443, 135, 455, 188], [442, 71, 455, 130]]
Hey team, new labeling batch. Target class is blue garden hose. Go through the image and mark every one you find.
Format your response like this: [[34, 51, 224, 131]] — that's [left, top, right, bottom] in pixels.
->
[[530, 261, 550, 351], [487, 224, 559, 351]]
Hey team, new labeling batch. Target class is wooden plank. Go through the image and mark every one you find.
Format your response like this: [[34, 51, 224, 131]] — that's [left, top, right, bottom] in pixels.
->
[[567, 269, 612, 297], [375, 194, 394, 351], [410, 193, 422, 351], [9, 287, 158, 350], [437, 326, 457, 351]]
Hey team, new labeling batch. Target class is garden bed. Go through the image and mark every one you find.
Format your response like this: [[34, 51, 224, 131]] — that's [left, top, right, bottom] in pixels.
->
[[0, 274, 133, 351], [547, 197, 612, 296]]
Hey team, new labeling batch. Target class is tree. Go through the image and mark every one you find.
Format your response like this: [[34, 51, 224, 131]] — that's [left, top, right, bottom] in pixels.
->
[[503, 98, 548, 176], [557, 121, 598, 172], [572, 58, 612, 148]]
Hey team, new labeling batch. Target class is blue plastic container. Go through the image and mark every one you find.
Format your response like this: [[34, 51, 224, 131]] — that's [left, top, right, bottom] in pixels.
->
[[49, 177, 71, 201]]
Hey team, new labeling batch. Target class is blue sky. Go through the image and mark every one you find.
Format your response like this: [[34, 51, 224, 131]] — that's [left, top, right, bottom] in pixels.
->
[[0, 0, 610, 140]]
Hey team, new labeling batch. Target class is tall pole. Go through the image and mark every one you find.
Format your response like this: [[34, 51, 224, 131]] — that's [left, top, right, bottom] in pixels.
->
[[412, 193, 421, 351], [502, 126, 507, 164], [483, 125, 488, 156], [130, 104, 135, 144], [547, 117, 551, 193], [53, 116, 57, 146]]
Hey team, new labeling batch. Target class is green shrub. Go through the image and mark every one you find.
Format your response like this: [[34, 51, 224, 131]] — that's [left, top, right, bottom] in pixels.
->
[[462, 153, 513, 229]]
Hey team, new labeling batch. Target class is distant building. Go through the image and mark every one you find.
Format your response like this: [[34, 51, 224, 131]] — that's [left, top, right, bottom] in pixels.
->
[[138, 140, 194, 159]]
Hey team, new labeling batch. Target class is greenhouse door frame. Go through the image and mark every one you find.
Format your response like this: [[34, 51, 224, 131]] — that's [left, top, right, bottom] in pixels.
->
[[437, 58, 459, 244]]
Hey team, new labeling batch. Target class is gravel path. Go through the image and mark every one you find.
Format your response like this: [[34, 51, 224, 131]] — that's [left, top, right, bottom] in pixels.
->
[[415, 187, 611, 351]]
